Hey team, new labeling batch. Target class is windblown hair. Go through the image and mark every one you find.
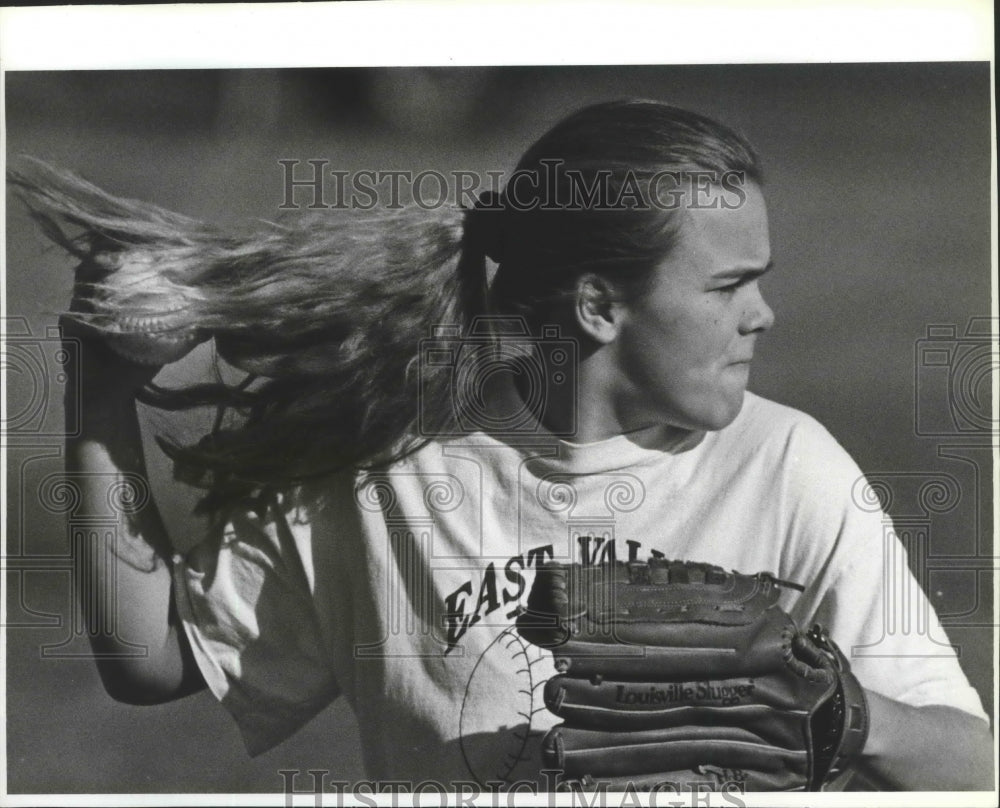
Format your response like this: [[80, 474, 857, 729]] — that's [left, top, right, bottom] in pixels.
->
[[9, 99, 760, 514]]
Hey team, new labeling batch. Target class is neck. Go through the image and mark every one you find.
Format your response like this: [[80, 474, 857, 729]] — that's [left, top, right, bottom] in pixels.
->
[[536, 344, 689, 444]]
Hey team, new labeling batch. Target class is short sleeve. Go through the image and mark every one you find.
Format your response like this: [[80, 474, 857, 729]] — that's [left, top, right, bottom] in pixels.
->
[[173, 494, 340, 755], [812, 533, 989, 723], [777, 413, 987, 723]]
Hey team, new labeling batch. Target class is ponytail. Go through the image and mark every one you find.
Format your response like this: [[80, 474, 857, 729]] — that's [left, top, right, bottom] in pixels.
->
[[11, 101, 762, 514], [9, 159, 491, 513]]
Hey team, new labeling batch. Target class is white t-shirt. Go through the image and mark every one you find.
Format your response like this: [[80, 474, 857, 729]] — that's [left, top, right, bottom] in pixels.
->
[[173, 392, 987, 786]]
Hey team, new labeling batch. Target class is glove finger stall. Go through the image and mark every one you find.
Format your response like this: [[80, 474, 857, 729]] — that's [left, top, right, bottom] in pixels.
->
[[557, 769, 804, 793], [547, 671, 831, 717], [543, 724, 809, 788], [542, 604, 798, 680], [546, 675, 827, 748]]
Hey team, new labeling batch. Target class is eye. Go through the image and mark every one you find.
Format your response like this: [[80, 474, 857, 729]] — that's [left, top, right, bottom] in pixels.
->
[[715, 279, 744, 294], [715, 273, 766, 295]]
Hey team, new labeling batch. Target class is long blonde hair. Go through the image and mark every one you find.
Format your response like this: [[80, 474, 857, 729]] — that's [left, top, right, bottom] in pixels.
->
[[10, 159, 487, 511], [10, 100, 760, 514]]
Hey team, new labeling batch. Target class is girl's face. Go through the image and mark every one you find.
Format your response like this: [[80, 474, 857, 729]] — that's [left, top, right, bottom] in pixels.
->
[[611, 181, 774, 432]]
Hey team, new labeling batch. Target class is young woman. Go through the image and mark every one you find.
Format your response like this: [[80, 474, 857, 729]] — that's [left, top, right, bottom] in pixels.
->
[[16, 99, 992, 791]]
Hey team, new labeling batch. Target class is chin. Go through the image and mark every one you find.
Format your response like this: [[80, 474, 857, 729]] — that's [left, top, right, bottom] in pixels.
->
[[688, 392, 746, 432]]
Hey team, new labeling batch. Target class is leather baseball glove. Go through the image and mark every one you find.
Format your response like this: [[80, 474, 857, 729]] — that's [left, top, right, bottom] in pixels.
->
[[516, 559, 869, 793]]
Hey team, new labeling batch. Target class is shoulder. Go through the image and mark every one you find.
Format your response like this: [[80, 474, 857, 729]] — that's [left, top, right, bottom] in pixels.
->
[[726, 392, 837, 447], [719, 393, 862, 480], [727, 395, 886, 583], [392, 432, 525, 474], [714, 393, 878, 549]]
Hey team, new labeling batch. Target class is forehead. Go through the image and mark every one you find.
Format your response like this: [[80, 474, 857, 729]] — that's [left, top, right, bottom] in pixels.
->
[[673, 182, 771, 268]]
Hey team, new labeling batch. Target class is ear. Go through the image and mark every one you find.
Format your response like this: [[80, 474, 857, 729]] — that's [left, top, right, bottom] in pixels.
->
[[574, 274, 625, 344]]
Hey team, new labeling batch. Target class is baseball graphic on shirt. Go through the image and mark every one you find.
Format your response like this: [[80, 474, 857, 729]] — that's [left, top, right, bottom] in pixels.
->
[[458, 626, 557, 787]]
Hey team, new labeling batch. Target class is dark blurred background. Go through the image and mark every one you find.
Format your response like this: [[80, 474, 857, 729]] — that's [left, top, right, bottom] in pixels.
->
[[5, 64, 994, 793]]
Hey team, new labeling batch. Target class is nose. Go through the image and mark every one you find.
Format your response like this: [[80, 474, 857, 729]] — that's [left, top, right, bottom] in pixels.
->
[[739, 283, 775, 335]]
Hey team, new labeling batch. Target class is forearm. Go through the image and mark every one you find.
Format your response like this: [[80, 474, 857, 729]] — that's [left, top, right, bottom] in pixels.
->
[[66, 347, 200, 702], [854, 689, 995, 790]]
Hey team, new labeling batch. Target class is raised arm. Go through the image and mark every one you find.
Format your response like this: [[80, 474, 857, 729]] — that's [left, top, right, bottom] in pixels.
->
[[64, 319, 205, 704]]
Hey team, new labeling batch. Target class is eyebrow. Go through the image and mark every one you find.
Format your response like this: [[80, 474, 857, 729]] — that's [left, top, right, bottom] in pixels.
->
[[711, 259, 774, 280]]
